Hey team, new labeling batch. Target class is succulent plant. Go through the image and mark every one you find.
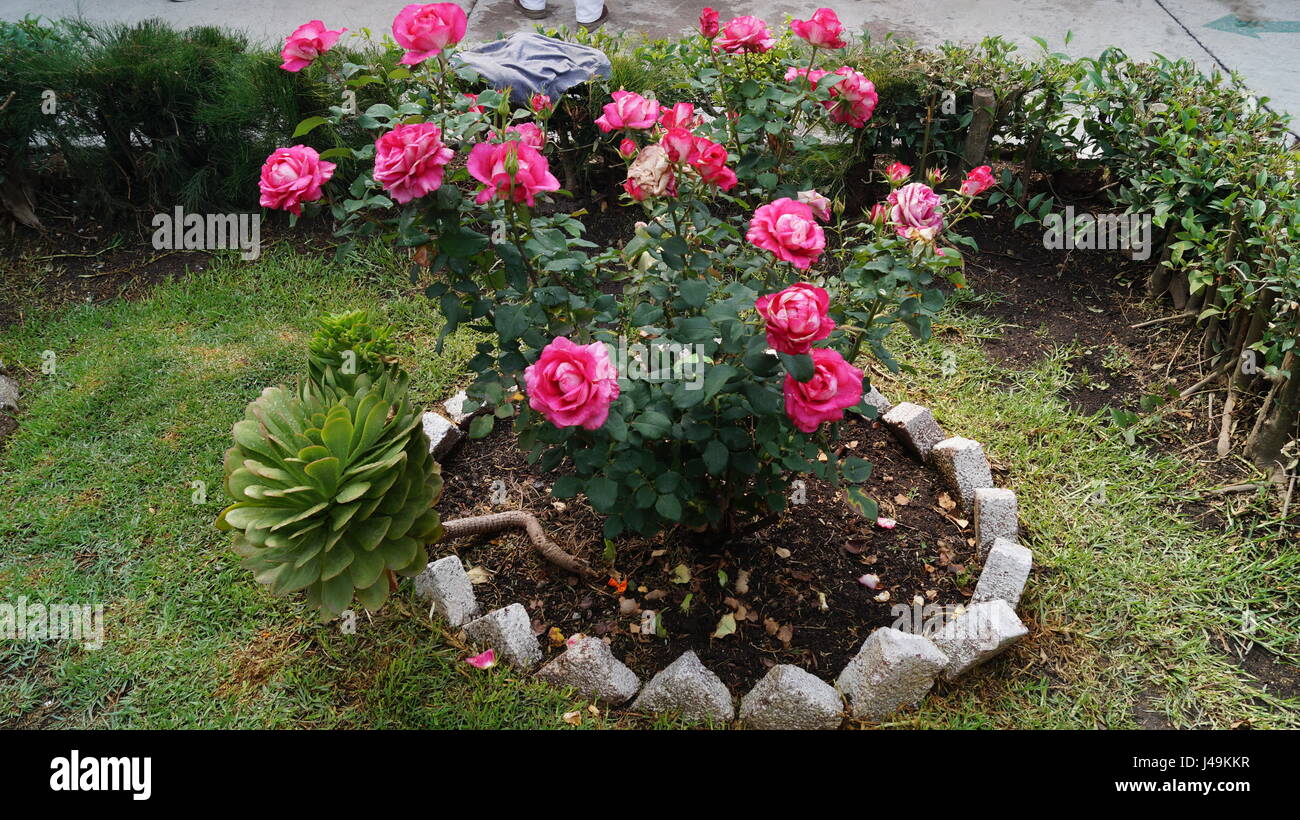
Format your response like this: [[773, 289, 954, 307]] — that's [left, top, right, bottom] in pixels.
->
[[307, 310, 400, 394], [216, 371, 442, 619]]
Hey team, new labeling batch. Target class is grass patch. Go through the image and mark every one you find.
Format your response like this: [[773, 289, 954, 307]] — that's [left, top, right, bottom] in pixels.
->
[[1, 247, 1295, 728]]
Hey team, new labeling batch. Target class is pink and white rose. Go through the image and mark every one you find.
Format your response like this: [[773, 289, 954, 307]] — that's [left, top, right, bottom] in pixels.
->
[[279, 21, 346, 72], [887, 182, 944, 237], [755, 282, 836, 355], [258, 145, 335, 215], [747, 197, 826, 269], [797, 189, 832, 222], [790, 8, 846, 49], [373, 122, 455, 204], [524, 337, 621, 430], [715, 16, 776, 54], [783, 348, 865, 433], [392, 3, 467, 65], [595, 90, 660, 133], [466, 140, 560, 206]]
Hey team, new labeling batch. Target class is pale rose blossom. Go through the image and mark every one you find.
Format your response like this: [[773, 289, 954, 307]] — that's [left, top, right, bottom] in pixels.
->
[[595, 90, 660, 133], [392, 3, 467, 65], [887, 182, 944, 237], [524, 337, 621, 430], [783, 348, 865, 433], [797, 189, 832, 222], [373, 122, 455, 204], [280, 21, 346, 72], [627, 143, 676, 199]]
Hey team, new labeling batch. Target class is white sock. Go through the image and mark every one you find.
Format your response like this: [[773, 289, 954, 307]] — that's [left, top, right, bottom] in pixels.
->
[[520, 0, 547, 11], [576, 0, 604, 24]]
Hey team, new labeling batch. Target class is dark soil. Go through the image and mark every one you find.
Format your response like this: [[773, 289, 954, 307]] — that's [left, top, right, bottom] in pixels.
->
[[436, 414, 987, 693], [957, 209, 1158, 416]]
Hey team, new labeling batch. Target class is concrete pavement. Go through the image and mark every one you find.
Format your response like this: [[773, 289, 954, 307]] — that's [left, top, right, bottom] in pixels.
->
[[2, 0, 1296, 129]]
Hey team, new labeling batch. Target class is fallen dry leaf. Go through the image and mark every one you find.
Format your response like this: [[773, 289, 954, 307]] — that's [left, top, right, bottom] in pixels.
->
[[466, 566, 492, 584]]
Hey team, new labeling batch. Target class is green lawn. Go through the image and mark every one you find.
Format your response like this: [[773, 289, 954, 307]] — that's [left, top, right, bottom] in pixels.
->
[[1, 244, 1296, 728]]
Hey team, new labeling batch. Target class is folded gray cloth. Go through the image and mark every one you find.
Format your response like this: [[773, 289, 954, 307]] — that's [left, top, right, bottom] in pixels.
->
[[453, 32, 611, 104]]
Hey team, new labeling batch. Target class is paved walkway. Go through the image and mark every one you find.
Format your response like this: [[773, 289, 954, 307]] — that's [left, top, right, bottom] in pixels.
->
[[3, 0, 1296, 131]]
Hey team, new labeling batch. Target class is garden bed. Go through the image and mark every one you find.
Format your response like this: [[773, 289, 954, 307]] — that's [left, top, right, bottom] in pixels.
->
[[437, 407, 984, 693]]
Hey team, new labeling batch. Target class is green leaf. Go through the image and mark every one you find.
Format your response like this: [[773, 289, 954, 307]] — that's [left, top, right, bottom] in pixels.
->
[[551, 475, 582, 499], [292, 116, 330, 138], [842, 486, 878, 520], [779, 352, 815, 382], [655, 493, 682, 521], [841, 456, 873, 483], [467, 415, 493, 440], [703, 440, 728, 475], [585, 477, 618, 512]]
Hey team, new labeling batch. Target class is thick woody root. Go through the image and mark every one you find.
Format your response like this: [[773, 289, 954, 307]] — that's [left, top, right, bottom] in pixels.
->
[[440, 511, 597, 578]]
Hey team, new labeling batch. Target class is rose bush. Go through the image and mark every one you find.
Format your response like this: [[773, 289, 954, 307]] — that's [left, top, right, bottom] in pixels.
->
[[261, 4, 992, 539]]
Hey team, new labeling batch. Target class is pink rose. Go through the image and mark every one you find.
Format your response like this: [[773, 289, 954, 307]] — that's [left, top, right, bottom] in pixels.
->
[[887, 182, 944, 237], [392, 3, 467, 65], [659, 102, 700, 131], [825, 66, 877, 128], [373, 123, 454, 204], [960, 165, 995, 197], [926, 166, 945, 185], [595, 90, 660, 133], [885, 162, 910, 183], [747, 198, 825, 269], [524, 337, 620, 430], [785, 66, 829, 86], [530, 93, 552, 113], [783, 348, 864, 433], [280, 21, 346, 72], [699, 7, 720, 39], [790, 8, 846, 49], [617, 138, 637, 159], [258, 145, 335, 216], [869, 202, 889, 224], [660, 127, 699, 164], [493, 122, 546, 150], [467, 140, 560, 206], [755, 282, 836, 355], [626, 144, 676, 200], [690, 138, 737, 190], [797, 189, 832, 222], [463, 92, 485, 113], [716, 16, 776, 54]]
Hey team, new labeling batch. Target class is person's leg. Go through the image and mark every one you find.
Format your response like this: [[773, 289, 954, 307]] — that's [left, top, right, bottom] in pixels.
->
[[575, 0, 607, 26], [515, 0, 550, 19]]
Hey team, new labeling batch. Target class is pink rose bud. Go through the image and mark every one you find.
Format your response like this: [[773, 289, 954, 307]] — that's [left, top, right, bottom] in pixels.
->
[[463, 92, 485, 113], [659, 102, 699, 131], [755, 282, 836, 355], [530, 93, 553, 113], [617, 137, 637, 159], [594, 90, 660, 133], [467, 140, 561, 206], [926, 166, 945, 185], [869, 202, 889, 225], [790, 8, 846, 50], [373, 122, 455, 204], [660, 127, 699, 164], [959, 164, 996, 197], [782, 348, 865, 433], [699, 7, 720, 39], [715, 15, 776, 54], [524, 337, 621, 430], [689, 137, 737, 191], [280, 20, 347, 72], [392, 3, 467, 65], [885, 162, 911, 183], [747, 197, 826, 270], [258, 145, 336, 216]]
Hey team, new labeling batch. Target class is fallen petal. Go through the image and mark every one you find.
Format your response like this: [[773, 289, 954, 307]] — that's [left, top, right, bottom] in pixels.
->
[[858, 573, 881, 589], [465, 649, 496, 669], [876, 516, 897, 529]]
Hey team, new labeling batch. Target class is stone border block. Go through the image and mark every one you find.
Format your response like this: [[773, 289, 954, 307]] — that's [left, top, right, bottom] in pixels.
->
[[463, 603, 541, 669], [836, 628, 948, 721], [882, 402, 945, 462], [932, 599, 1028, 679], [973, 488, 1018, 551], [931, 436, 994, 512], [413, 555, 479, 627], [971, 538, 1033, 608], [739, 664, 843, 730]]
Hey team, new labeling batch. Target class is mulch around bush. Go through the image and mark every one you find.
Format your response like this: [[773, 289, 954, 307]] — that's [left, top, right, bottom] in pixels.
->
[[436, 413, 986, 693]]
